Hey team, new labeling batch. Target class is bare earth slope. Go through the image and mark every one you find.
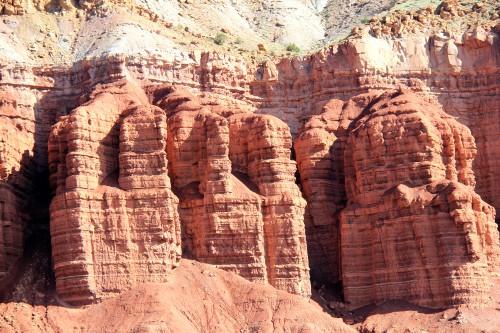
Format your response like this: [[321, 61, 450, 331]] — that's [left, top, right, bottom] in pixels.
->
[[0, 259, 355, 333]]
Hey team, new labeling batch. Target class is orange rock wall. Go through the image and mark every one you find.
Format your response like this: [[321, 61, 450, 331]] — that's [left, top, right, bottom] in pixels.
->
[[49, 84, 182, 304], [0, 26, 499, 310], [228, 113, 309, 296], [295, 90, 500, 309], [167, 107, 310, 297]]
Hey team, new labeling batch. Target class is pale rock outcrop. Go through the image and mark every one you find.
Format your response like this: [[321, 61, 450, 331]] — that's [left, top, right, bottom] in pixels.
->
[[49, 82, 181, 305], [340, 90, 500, 309]]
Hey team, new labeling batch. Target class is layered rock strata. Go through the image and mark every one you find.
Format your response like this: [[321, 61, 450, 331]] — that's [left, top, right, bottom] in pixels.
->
[[49, 82, 182, 304], [228, 113, 310, 296], [0, 87, 54, 279], [295, 89, 500, 309], [0, 91, 28, 278], [340, 90, 500, 309], [47, 82, 311, 304], [294, 94, 377, 283], [0, 6, 498, 312], [165, 93, 310, 296]]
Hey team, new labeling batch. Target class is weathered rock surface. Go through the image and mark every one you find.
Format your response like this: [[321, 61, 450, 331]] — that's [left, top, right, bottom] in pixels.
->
[[340, 90, 500, 309], [0, 2, 499, 329], [228, 113, 310, 296], [295, 90, 500, 309], [47, 81, 311, 304], [0, 91, 28, 279], [165, 90, 310, 297], [49, 82, 182, 304], [294, 94, 377, 283]]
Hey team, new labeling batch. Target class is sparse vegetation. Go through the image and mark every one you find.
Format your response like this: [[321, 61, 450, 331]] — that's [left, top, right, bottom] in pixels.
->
[[214, 33, 228, 45], [235, 36, 243, 44], [361, 17, 370, 24], [286, 43, 300, 53]]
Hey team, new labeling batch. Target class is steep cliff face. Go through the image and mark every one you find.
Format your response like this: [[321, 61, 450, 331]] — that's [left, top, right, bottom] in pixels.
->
[[295, 88, 500, 309], [0, 2, 499, 327], [294, 93, 377, 283], [228, 113, 309, 296], [46, 81, 311, 304], [0, 91, 28, 279], [165, 89, 310, 297], [340, 90, 499, 309], [49, 81, 182, 304]]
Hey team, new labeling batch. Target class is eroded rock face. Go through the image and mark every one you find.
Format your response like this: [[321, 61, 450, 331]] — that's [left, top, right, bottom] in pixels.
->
[[228, 113, 310, 296], [0, 91, 28, 278], [166, 91, 311, 297], [340, 90, 499, 309], [48, 82, 311, 304], [0, 13, 498, 314], [49, 82, 182, 304], [294, 93, 378, 283], [295, 89, 499, 309]]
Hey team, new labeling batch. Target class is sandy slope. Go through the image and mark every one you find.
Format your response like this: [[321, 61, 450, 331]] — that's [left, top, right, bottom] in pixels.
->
[[0, 258, 354, 333]]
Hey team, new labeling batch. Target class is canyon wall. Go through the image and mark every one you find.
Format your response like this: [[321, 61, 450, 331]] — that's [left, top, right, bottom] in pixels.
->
[[45, 81, 311, 304], [48, 81, 182, 304], [165, 90, 310, 297], [0, 9, 499, 310], [295, 89, 500, 309], [340, 90, 499, 309]]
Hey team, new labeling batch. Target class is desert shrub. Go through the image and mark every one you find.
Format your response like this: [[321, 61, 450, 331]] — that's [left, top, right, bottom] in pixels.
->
[[286, 43, 300, 53], [214, 33, 228, 45]]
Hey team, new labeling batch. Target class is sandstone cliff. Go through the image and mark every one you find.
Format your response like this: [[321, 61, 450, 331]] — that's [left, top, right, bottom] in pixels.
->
[[295, 89, 500, 309], [165, 90, 310, 297], [0, 1, 499, 331], [49, 81, 182, 304], [340, 90, 499, 309], [46, 81, 311, 304]]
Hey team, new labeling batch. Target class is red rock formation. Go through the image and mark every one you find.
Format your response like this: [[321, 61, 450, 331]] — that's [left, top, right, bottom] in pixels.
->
[[0, 8, 498, 317], [48, 81, 311, 304], [167, 109, 269, 283], [0, 88, 48, 279], [49, 82, 182, 304], [228, 113, 310, 296], [165, 89, 310, 296], [0, 91, 26, 279], [294, 94, 377, 283], [340, 90, 500, 309]]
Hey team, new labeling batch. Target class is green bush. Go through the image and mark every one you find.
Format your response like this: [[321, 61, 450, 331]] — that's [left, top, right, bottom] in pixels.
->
[[214, 33, 228, 46], [361, 18, 370, 24], [286, 43, 300, 53], [235, 37, 243, 44]]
